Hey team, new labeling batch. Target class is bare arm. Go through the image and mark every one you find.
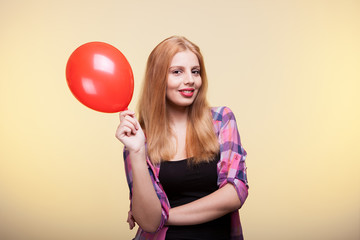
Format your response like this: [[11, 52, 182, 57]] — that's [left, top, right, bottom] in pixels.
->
[[166, 183, 241, 226], [116, 110, 162, 232], [128, 148, 162, 232]]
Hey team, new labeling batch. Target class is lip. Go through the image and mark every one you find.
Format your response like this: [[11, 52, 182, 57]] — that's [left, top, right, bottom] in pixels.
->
[[179, 88, 195, 97]]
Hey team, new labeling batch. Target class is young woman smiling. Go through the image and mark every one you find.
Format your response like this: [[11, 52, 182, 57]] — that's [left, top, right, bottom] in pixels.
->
[[116, 36, 248, 240]]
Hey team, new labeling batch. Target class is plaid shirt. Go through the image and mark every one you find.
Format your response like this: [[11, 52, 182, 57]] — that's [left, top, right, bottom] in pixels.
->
[[124, 106, 248, 240]]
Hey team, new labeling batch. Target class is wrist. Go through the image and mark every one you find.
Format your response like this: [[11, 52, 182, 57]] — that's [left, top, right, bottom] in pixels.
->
[[128, 144, 146, 155], [128, 146, 147, 165], [125, 142, 146, 154]]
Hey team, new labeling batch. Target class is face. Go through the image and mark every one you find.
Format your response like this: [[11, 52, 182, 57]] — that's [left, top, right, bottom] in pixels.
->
[[166, 50, 202, 109]]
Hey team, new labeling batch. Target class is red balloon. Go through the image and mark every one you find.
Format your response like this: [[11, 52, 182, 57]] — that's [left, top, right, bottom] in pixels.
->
[[66, 42, 134, 113]]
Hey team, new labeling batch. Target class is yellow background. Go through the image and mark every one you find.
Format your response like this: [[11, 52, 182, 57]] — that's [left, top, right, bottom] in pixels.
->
[[1, 0, 359, 239]]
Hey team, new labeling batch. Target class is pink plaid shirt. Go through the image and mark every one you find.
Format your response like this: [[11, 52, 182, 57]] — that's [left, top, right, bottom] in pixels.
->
[[123, 106, 248, 240]]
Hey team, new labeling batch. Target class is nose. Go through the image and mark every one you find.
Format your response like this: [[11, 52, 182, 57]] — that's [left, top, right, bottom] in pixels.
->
[[184, 71, 195, 85]]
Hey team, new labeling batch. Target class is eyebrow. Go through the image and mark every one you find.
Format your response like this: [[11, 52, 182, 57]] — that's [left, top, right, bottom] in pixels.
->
[[169, 65, 200, 69]]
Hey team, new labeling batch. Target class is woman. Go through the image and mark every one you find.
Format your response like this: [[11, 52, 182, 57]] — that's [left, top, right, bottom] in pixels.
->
[[116, 36, 248, 240]]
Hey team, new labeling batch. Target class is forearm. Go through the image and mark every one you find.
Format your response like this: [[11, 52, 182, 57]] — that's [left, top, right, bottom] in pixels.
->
[[167, 183, 241, 226], [130, 149, 162, 232]]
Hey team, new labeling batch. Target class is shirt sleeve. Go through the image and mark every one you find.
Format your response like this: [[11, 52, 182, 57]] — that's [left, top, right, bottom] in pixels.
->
[[123, 147, 170, 233], [216, 107, 248, 207]]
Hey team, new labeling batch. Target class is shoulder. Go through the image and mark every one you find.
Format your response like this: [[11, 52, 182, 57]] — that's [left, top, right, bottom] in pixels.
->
[[210, 106, 238, 135], [211, 106, 236, 123]]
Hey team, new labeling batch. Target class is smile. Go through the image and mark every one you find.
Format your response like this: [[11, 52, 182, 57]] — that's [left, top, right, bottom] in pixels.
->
[[179, 88, 195, 97]]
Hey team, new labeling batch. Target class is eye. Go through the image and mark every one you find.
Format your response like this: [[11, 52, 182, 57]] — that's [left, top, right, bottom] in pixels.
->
[[171, 69, 183, 75], [192, 69, 200, 75]]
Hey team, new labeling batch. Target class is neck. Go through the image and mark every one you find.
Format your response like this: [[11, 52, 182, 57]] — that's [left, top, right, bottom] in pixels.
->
[[167, 104, 189, 126]]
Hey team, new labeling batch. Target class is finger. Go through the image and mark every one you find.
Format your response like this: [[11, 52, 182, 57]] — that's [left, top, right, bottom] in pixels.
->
[[133, 116, 141, 130], [128, 219, 135, 229], [123, 115, 139, 130], [117, 125, 133, 138], [119, 110, 135, 121], [120, 121, 138, 135], [120, 112, 140, 132], [127, 211, 136, 229]]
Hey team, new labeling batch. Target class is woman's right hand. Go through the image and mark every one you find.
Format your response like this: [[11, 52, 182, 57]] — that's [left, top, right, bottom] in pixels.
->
[[115, 110, 146, 153]]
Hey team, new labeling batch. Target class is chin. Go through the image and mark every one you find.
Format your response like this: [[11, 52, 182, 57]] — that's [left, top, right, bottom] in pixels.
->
[[167, 100, 195, 109]]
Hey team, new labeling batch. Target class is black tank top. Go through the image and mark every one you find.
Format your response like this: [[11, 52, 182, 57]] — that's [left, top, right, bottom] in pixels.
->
[[159, 156, 231, 240]]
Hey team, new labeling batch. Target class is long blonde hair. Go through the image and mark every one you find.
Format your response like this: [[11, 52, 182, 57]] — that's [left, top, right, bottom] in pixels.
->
[[138, 36, 219, 164]]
